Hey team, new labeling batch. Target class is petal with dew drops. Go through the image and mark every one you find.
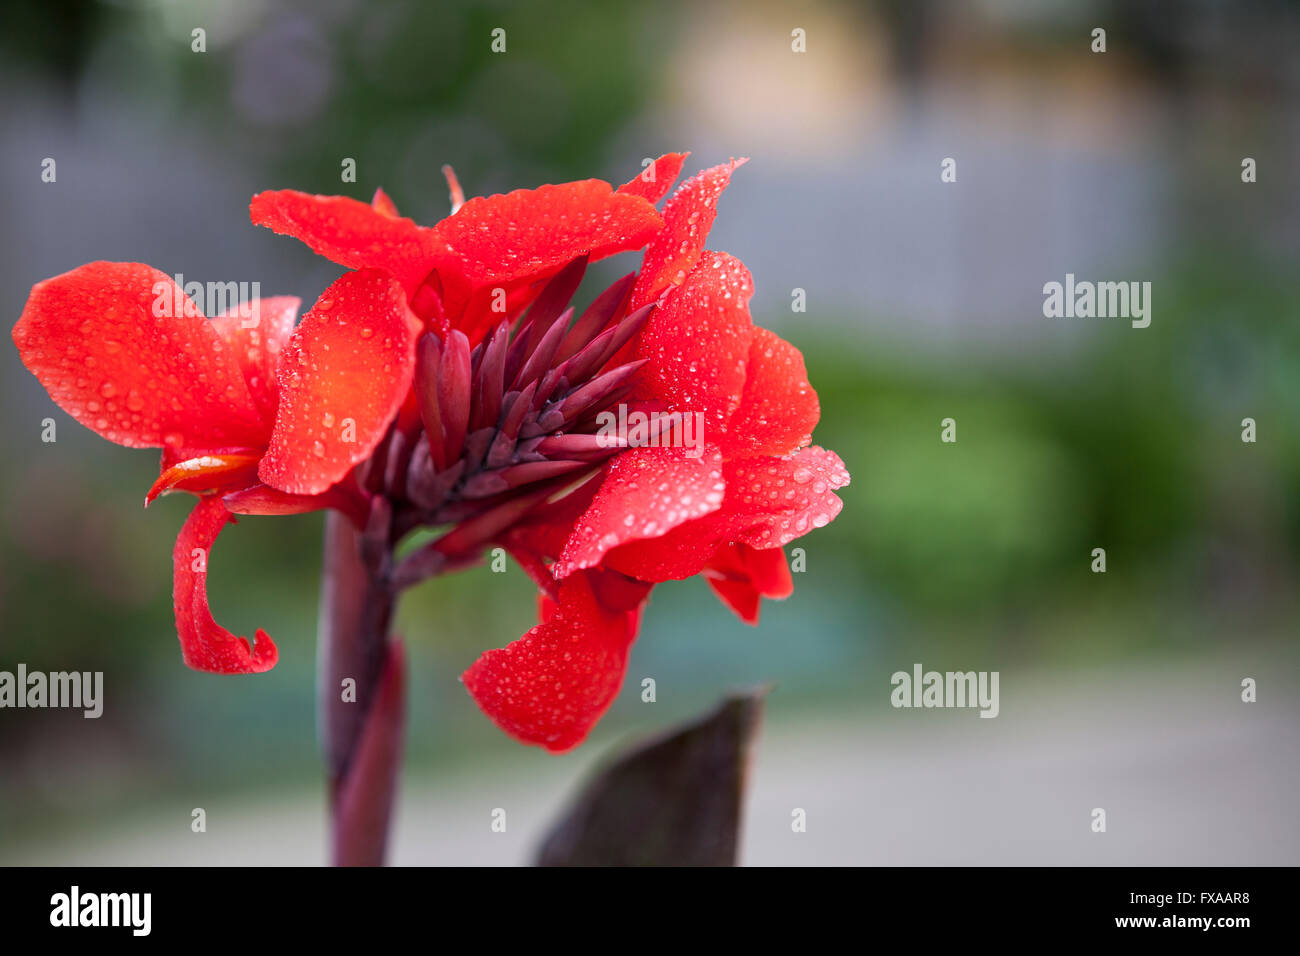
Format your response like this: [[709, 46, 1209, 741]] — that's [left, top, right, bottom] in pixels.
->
[[632, 251, 754, 434], [210, 296, 300, 425], [605, 509, 732, 583], [554, 445, 725, 579], [721, 327, 820, 459], [617, 152, 689, 204], [249, 190, 451, 296], [431, 180, 662, 292], [12, 261, 267, 451], [607, 447, 849, 582], [727, 446, 850, 551], [259, 270, 420, 495], [631, 158, 746, 308], [172, 496, 278, 674], [462, 571, 645, 752]]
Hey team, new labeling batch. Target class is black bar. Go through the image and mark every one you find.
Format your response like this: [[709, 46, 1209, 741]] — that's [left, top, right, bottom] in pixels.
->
[[0, 866, 1283, 940]]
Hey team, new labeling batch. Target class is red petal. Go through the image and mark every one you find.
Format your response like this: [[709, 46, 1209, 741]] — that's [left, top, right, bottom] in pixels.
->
[[454, 279, 546, 348], [500, 474, 599, 556], [12, 262, 267, 450], [727, 446, 850, 550], [632, 251, 755, 432], [223, 482, 367, 528], [607, 447, 849, 581], [461, 571, 644, 752], [172, 496, 278, 673], [259, 270, 420, 495], [704, 543, 793, 625], [210, 296, 301, 425], [249, 190, 450, 296], [631, 158, 747, 308], [554, 445, 725, 578], [617, 152, 689, 204], [430, 180, 662, 294], [739, 543, 794, 598], [537, 589, 559, 623], [587, 567, 654, 616], [706, 575, 760, 624], [146, 452, 262, 505], [722, 327, 820, 458], [605, 510, 731, 582]]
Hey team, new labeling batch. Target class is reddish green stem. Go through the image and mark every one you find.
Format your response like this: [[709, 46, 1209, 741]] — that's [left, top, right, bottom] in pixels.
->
[[317, 511, 405, 866]]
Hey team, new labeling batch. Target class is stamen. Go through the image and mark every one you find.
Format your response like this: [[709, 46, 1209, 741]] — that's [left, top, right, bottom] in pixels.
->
[[390, 263, 660, 590], [438, 331, 472, 464]]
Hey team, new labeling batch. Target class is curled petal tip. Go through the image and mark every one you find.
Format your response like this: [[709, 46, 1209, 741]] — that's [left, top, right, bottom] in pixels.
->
[[146, 452, 262, 507], [173, 497, 280, 674]]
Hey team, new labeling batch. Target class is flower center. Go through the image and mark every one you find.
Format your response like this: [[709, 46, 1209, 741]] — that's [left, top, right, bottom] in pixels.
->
[[362, 256, 654, 579]]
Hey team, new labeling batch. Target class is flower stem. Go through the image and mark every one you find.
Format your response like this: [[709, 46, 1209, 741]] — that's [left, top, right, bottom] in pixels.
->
[[317, 510, 405, 866]]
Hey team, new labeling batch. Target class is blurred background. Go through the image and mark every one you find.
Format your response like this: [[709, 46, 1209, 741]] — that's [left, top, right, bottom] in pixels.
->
[[1, 0, 1298, 865]]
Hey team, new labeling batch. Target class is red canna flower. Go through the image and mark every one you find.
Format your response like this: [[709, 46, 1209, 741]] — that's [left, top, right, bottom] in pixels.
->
[[13, 152, 848, 760], [246, 153, 848, 751]]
